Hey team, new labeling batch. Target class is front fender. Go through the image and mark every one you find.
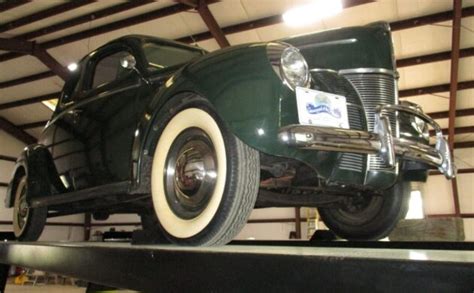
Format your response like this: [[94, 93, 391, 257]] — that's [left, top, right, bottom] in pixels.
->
[[131, 43, 339, 190], [5, 145, 63, 208]]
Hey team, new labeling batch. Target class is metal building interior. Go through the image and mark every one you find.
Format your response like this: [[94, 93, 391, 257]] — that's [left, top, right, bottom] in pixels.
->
[[0, 0, 473, 292]]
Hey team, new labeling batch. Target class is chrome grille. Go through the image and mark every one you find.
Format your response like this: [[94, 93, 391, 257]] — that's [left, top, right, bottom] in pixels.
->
[[311, 70, 366, 173], [341, 70, 398, 171]]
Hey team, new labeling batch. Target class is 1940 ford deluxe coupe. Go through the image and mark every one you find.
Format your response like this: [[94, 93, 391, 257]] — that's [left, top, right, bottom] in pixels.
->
[[6, 22, 455, 245]]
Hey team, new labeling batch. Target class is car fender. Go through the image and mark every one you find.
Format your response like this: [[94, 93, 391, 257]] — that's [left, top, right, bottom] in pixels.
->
[[5, 145, 64, 208], [131, 43, 342, 191]]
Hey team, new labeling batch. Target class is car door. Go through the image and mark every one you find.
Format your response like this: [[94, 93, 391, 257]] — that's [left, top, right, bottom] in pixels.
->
[[51, 44, 143, 191]]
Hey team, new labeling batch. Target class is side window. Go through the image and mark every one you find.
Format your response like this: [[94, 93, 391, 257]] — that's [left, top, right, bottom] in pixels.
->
[[142, 43, 204, 72], [91, 51, 131, 89]]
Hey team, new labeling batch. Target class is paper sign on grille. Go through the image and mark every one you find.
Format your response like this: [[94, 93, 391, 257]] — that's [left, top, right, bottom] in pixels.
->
[[296, 87, 349, 129]]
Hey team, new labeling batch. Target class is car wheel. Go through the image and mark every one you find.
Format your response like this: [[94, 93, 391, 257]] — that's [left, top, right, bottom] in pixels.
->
[[151, 97, 260, 246], [13, 176, 47, 241], [318, 180, 410, 240]]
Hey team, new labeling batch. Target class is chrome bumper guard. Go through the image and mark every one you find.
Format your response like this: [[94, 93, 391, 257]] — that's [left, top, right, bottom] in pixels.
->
[[278, 104, 456, 179]]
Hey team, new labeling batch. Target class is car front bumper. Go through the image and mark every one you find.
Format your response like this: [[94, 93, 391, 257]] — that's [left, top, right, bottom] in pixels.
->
[[278, 104, 456, 179]]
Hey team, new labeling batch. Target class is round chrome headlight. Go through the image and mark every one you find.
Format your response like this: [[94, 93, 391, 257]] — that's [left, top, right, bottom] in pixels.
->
[[280, 46, 310, 89]]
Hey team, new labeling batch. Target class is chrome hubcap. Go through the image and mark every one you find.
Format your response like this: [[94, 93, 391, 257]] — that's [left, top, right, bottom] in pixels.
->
[[164, 128, 218, 219]]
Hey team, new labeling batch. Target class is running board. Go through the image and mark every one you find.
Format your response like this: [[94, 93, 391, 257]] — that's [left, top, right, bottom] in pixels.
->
[[30, 181, 131, 208]]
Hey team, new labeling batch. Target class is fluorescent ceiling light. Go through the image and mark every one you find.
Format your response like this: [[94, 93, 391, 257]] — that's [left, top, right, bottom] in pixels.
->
[[67, 62, 78, 71], [283, 0, 343, 27]]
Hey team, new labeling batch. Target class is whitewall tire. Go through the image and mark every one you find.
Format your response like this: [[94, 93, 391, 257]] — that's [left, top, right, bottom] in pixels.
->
[[13, 176, 47, 241], [150, 97, 260, 245]]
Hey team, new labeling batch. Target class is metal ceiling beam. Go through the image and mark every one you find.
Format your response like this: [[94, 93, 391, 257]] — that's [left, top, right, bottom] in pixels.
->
[[0, 0, 370, 62], [0, 155, 16, 162], [447, 0, 462, 217], [0, 0, 30, 13], [0, 71, 55, 89], [18, 120, 48, 130], [39, 4, 190, 50], [399, 80, 474, 98], [430, 168, 474, 175], [0, 116, 36, 145], [429, 126, 474, 136], [396, 47, 474, 68], [430, 140, 474, 149], [0, 3, 190, 62], [0, 37, 34, 54], [1, 2, 468, 63], [0, 0, 96, 34], [175, 0, 230, 47], [196, 0, 230, 48], [0, 38, 68, 81], [177, 5, 474, 43], [0, 92, 60, 111], [428, 108, 474, 120], [454, 141, 474, 148], [448, 0, 463, 155], [32, 49, 69, 81], [390, 5, 474, 31], [16, 0, 154, 41]]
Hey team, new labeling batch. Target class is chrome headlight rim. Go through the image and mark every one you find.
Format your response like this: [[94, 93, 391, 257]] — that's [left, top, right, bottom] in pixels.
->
[[266, 42, 311, 90], [279, 46, 310, 90]]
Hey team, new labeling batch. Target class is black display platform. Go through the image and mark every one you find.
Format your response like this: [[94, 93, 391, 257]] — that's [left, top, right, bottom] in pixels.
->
[[0, 240, 473, 292]]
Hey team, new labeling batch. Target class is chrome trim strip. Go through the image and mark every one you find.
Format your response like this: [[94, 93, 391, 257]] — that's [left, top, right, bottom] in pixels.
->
[[309, 68, 338, 74], [297, 38, 357, 50], [339, 68, 396, 76]]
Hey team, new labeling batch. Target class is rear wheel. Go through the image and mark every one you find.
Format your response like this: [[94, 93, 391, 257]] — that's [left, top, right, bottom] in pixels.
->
[[151, 97, 260, 246], [318, 180, 410, 240], [13, 176, 47, 241]]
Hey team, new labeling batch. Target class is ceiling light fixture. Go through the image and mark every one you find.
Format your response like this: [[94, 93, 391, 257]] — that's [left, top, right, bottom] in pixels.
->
[[67, 63, 78, 71], [283, 0, 343, 27]]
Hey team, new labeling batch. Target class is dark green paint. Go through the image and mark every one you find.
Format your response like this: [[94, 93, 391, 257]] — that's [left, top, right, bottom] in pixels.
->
[[139, 23, 396, 189], [7, 23, 407, 210], [285, 22, 395, 71]]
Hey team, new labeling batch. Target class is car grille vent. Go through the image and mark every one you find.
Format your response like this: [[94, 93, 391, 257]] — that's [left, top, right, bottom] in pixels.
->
[[311, 71, 366, 173], [341, 71, 398, 171]]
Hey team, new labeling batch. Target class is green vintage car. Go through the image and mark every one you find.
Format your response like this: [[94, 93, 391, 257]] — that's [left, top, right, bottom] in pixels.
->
[[6, 22, 454, 245]]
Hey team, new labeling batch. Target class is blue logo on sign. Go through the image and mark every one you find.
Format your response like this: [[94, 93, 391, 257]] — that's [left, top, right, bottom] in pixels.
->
[[306, 103, 341, 118]]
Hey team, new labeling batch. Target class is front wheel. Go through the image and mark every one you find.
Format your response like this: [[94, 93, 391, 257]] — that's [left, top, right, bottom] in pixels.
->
[[318, 180, 410, 240], [13, 176, 47, 241], [151, 97, 260, 246]]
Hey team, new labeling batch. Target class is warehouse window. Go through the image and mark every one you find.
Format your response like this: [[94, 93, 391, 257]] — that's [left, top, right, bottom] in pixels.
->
[[142, 43, 203, 72]]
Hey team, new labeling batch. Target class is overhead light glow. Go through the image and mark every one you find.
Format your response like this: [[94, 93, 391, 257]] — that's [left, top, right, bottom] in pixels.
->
[[283, 0, 343, 27], [67, 63, 78, 71], [42, 99, 58, 112], [405, 190, 424, 220]]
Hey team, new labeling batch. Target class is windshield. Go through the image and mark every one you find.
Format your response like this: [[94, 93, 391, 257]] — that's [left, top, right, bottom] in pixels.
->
[[142, 42, 204, 72]]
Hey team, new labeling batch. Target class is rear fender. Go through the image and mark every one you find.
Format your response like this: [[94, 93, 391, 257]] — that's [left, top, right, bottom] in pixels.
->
[[5, 145, 64, 208]]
